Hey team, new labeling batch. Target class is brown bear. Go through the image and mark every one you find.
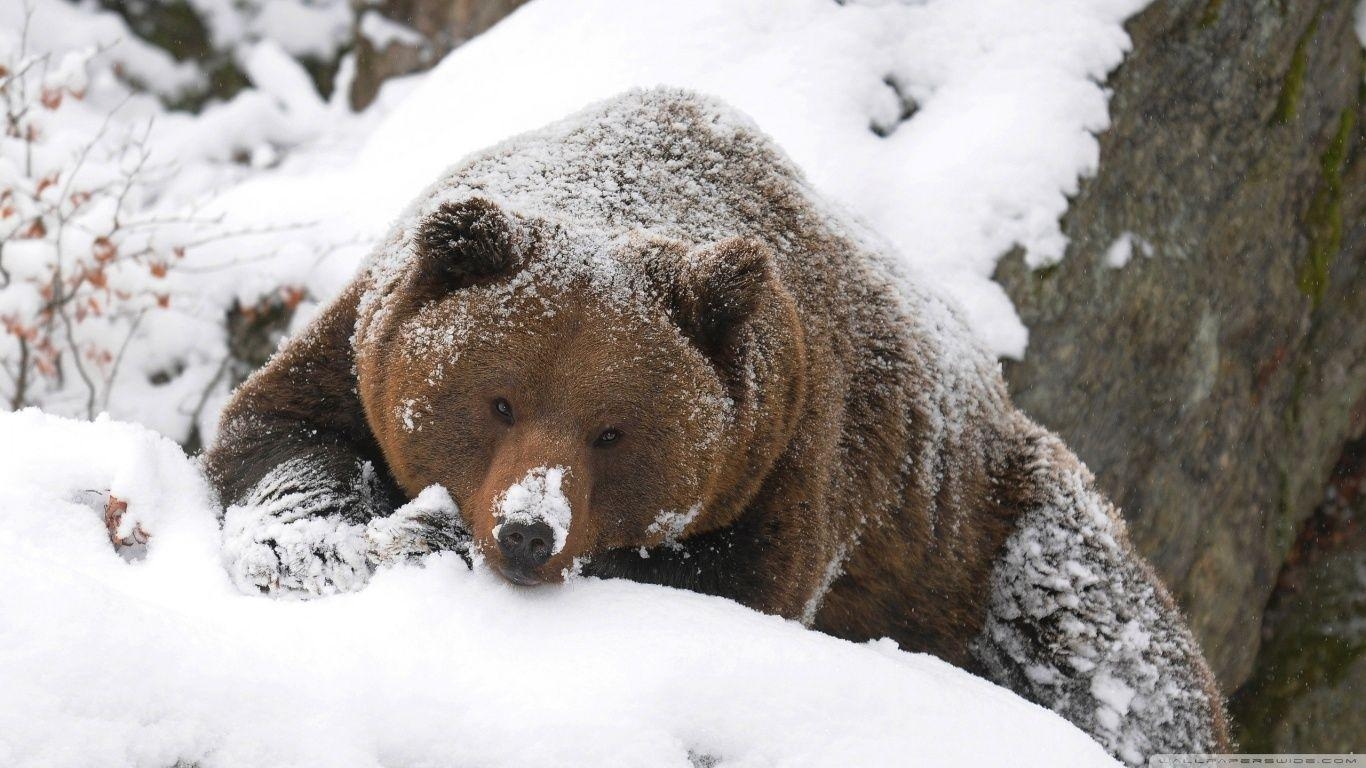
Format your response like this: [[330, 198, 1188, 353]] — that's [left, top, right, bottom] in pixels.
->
[[204, 88, 1229, 765]]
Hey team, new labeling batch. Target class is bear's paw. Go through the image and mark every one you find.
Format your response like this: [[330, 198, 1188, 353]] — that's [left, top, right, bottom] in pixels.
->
[[365, 485, 469, 565], [222, 504, 372, 597]]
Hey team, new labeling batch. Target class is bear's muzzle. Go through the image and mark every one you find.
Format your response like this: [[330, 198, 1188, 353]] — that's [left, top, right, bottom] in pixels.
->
[[494, 519, 554, 584]]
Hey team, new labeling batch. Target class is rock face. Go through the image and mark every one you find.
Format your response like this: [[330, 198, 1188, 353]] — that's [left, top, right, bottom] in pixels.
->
[[994, 0, 1364, 708], [1230, 437, 1365, 753], [1238, 548, 1365, 753], [349, 0, 529, 110], [93, 0, 250, 106]]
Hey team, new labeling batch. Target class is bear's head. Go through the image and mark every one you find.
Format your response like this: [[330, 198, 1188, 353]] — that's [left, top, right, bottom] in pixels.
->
[[356, 197, 807, 585]]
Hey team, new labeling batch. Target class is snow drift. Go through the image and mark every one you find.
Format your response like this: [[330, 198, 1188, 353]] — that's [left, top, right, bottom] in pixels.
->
[[0, 410, 1117, 768]]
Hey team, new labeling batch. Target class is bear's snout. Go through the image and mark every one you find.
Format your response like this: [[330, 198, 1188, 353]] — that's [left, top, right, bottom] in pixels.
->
[[495, 520, 554, 584], [483, 465, 577, 586]]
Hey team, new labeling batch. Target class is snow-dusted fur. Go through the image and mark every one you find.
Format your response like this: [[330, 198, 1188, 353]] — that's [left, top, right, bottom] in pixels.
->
[[220, 457, 376, 595], [206, 88, 1226, 762], [221, 456, 465, 594], [971, 428, 1228, 765]]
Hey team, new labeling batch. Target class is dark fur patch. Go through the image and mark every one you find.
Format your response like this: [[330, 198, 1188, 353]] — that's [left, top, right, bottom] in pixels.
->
[[411, 197, 521, 298], [672, 237, 772, 379]]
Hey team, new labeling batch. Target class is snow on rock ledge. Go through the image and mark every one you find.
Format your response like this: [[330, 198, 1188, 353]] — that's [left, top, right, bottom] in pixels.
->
[[0, 411, 1118, 768]]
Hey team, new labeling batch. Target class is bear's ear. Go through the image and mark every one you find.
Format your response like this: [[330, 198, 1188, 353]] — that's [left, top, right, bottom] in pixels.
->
[[410, 197, 520, 296], [672, 237, 774, 365]]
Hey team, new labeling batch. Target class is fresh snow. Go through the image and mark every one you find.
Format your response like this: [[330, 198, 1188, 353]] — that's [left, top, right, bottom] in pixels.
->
[[0, 410, 1119, 768], [494, 465, 573, 556], [182, 0, 351, 63], [648, 503, 702, 548], [245, 0, 352, 60], [359, 9, 427, 51], [1102, 232, 1153, 269], [0, 0, 201, 97]]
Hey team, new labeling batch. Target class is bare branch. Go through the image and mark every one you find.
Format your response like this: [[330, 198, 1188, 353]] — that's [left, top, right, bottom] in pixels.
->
[[185, 352, 232, 439], [55, 93, 133, 210], [9, 334, 30, 410], [102, 309, 145, 411]]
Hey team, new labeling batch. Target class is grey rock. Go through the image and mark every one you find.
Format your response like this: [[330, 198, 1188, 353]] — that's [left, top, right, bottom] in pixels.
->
[[1233, 536, 1365, 751], [994, 0, 1365, 693], [1251, 546, 1366, 748], [1230, 435, 1364, 751], [349, 0, 530, 111]]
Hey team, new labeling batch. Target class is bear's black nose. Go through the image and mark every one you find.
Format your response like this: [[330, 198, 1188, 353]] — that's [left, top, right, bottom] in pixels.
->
[[497, 520, 554, 575]]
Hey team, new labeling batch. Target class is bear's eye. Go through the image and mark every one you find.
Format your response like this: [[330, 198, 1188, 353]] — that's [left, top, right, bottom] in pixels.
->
[[492, 398, 514, 424], [595, 428, 621, 448]]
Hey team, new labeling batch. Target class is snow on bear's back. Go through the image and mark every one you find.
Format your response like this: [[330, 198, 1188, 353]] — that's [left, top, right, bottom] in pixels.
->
[[356, 87, 1009, 449], [359, 88, 868, 307], [421, 88, 812, 246]]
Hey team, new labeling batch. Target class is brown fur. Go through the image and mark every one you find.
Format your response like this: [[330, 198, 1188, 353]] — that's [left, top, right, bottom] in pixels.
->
[[205, 89, 1227, 761]]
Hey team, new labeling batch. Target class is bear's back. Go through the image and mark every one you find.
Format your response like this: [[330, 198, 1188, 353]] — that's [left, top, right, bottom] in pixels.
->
[[360, 88, 1010, 455], [422, 88, 821, 254]]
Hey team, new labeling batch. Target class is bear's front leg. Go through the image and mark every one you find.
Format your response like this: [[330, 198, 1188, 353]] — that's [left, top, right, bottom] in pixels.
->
[[365, 484, 470, 565], [222, 453, 471, 596], [970, 435, 1229, 765], [221, 452, 384, 596], [205, 282, 456, 597]]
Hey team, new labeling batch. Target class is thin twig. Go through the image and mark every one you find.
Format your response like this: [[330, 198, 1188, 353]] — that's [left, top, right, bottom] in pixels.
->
[[102, 308, 145, 411], [55, 93, 133, 209], [9, 336, 29, 409], [110, 118, 153, 231], [186, 353, 232, 436]]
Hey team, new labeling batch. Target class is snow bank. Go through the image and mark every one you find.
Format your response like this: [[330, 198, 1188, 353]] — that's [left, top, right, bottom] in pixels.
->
[[210, 0, 1147, 359], [0, 410, 1118, 768]]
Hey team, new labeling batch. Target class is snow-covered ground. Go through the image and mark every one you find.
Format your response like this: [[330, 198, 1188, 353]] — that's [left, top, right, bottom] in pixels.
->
[[0, 410, 1119, 768]]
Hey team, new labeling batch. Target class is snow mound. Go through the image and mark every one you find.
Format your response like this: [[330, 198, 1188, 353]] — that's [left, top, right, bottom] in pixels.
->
[[0, 410, 1118, 768]]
